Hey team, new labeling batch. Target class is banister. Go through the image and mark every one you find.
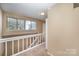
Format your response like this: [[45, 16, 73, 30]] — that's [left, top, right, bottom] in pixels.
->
[[0, 33, 43, 43], [0, 33, 45, 56]]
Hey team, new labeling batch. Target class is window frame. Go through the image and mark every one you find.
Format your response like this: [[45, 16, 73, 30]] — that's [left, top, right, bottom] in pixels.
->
[[7, 17, 17, 32], [17, 19, 25, 30], [25, 20, 37, 31], [7, 17, 37, 32], [25, 20, 31, 30], [31, 21, 37, 30]]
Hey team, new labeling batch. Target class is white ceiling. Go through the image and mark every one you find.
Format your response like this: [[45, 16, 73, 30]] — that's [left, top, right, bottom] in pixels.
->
[[0, 3, 55, 20]]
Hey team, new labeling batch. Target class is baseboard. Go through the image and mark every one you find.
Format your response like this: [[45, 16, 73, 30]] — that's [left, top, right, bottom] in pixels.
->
[[11, 42, 45, 56]]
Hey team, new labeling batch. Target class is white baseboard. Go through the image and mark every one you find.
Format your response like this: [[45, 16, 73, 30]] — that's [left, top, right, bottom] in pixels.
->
[[12, 42, 45, 56]]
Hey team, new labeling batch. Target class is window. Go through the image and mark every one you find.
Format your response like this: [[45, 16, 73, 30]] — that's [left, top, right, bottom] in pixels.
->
[[25, 21, 36, 30], [25, 21, 31, 30], [8, 17, 16, 31], [31, 21, 36, 30], [7, 17, 37, 31], [17, 20, 25, 30]]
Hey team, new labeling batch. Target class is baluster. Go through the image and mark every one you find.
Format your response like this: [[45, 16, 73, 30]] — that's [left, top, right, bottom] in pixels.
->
[[12, 40, 14, 55], [30, 37, 32, 47], [38, 36, 40, 44], [22, 39, 24, 50], [33, 36, 35, 47], [33, 36, 36, 46], [5, 41, 7, 56], [40, 35, 41, 44], [39, 36, 40, 44], [37, 36, 39, 45], [42, 34, 43, 43], [42, 34, 44, 43], [41, 34, 43, 43], [27, 38, 29, 48], [36, 36, 38, 45], [26, 38, 28, 48], [18, 40, 19, 52], [35, 36, 36, 46], [39, 35, 40, 44]]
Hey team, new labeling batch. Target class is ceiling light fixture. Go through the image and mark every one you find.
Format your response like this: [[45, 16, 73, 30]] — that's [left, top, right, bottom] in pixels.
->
[[40, 12, 45, 16]]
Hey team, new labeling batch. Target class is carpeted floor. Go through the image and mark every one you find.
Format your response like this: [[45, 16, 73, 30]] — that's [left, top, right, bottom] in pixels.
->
[[17, 43, 50, 56]]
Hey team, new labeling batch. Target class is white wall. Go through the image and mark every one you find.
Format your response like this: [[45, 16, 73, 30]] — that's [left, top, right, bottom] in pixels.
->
[[0, 8, 2, 38], [0, 8, 4, 56], [47, 3, 79, 56], [46, 18, 48, 49]]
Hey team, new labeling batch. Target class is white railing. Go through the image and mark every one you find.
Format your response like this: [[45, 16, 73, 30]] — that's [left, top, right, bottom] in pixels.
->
[[0, 33, 45, 56]]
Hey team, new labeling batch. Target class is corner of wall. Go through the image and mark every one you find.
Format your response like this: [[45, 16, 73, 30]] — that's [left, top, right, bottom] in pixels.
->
[[0, 8, 2, 38]]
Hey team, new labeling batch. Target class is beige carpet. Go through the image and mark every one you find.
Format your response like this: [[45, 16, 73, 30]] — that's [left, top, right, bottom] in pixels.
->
[[17, 43, 50, 56]]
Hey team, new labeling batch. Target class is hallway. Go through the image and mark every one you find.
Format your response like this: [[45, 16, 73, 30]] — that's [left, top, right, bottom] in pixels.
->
[[1, 3, 79, 56], [0, 3, 50, 56]]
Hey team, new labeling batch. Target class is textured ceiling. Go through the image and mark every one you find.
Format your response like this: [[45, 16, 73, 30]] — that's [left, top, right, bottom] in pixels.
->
[[0, 3, 55, 20]]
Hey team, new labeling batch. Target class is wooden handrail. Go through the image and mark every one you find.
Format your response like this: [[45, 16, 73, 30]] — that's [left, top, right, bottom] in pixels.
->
[[0, 33, 42, 43]]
